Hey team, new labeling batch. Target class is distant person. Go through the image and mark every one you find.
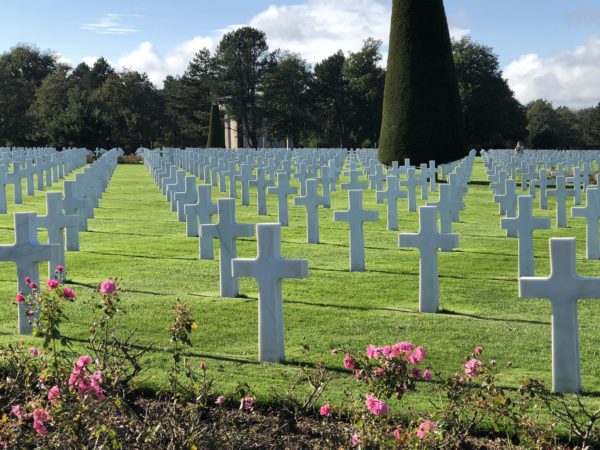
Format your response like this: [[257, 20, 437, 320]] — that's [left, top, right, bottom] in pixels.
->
[[515, 141, 524, 155]]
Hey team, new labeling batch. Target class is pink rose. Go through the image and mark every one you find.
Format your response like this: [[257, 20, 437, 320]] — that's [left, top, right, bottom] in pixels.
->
[[319, 403, 331, 416], [29, 282, 37, 290], [464, 358, 483, 378], [32, 408, 50, 435], [474, 346, 483, 354], [99, 280, 116, 294], [62, 287, 76, 299], [46, 279, 60, 290], [215, 395, 226, 405], [413, 346, 426, 363], [199, 361, 207, 370], [365, 345, 379, 359], [48, 386, 61, 404], [351, 433, 360, 446], [11, 405, 23, 419], [330, 348, 337, 356], [416, 420, 437, 439], [365, 393, 388, 416], [29, 347, 40, 357], [393, 427, 404, 441], [423, 369, 432, 382], [55, 265, 64, 273], [239, 396, 255, 411], [343, 354, 355, 370], [15, 292, 24, 303]]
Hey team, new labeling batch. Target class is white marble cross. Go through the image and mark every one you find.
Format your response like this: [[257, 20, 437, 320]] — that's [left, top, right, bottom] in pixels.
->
[[249, 167, 268, 215], [185, 184, 218, 258], [427, 184, 463, 234], [333, 190, 379, 271], [267, 172, 297, 226], [0, 164, 8, 214], [400, 167, 419, 212], [534, 168, 553, 210], [200, 199, 254, 297], [0, 212, 58, 334], [236, 164, 254, 206], [501, 196, 550, 276], [418, 163, 429, 200], [494, 179, 517, 217], [341, 169, 367, 191], [376, 175, 407, 230], [63, 180, 88, 251], [232, 223, 308, 362], [8, 162, 24, 204], [175, 176, 198, 222], [566, 167, 584, 206], [398, 206, 458, 313], [294, 179, 325, 244], [36, 192, 80, 275], [519, 238, 600, 393], [571, 186, 600, 259], [547, 175, 575, 227]]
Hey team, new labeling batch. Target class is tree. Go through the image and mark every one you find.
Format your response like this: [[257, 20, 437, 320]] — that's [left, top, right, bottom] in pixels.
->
[[577, 105, 600, 149], [452, 36, 526, 149], [213, 27, 274, 148], [344, 38, 386, 148], [94, 71, 163, 152], [263, 52, 313, 148], [378, 0, 466, 165], [311, 51, 351, 148], [206, 104, 225, 148], [526, 99, 560, 148], [0, 44, 57, 145]]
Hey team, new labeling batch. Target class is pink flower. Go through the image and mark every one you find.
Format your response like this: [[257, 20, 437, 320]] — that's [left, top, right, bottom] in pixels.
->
[[11, 405, 23, 419], [199, 361, 207, 370], [69, 356, 104, 400], [373, 367, 385, 377], [48, 386, 61, 404], [46, 279, 60, 290], [351, 433, 360, 446], [474, 346, 483, 354], [29, 347, 40, 357], [319, 403, 331, 416], [464, 359, 483, 378], [215, 395, 226, 405], [393, 341, 413, 355], [381, 345, 393, 359], [62, 287, 76, 299], [29, 282, 37, 290], [24, 276, 31, 284], [416, 420, 437, 439], [366, 344, 380, 359], [412, 368, 422, 379], [343, 354, 355, 370], [99, 280, 116, 294], [423, 369, 432, 382], [365, 393, 388, 416], [393, 427, 404, 441], [15, 292, 24, 303], [239, 396, 255, 411], [55, 265, 64, 273], [330, 348, 337, 356], [32, 408, 50, 435], [413, 346, 426, 363]]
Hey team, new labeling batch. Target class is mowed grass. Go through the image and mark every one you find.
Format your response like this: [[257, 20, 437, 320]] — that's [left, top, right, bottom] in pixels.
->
[[1, 157, 600, 413]]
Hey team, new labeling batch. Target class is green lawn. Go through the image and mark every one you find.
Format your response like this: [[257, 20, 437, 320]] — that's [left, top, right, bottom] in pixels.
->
[[1, 157, 599, 413]]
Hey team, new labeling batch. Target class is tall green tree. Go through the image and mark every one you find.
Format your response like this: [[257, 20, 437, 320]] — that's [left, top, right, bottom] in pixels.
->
[[452, 36, 526, 149], [344, 38, 386, 148], [213, 27, 274, 148], [206, 104, 225, 148], [379, 0, 466, 165], [0, 44, 57, 145], [311, 50, 351, 148], [263, 52, 313, 148], [526, 99, 560, 148]]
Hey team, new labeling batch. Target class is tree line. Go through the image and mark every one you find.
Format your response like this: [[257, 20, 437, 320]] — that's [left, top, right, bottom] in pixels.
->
[[0, 27, 599, 152]]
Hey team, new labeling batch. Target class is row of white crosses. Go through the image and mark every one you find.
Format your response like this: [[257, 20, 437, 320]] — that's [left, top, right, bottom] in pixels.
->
[[0, 148, 122, 334], [0, 149, 88, 214], [485, 149, 600, 393]]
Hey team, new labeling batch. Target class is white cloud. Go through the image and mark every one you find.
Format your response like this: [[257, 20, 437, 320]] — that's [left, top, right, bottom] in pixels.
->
[[55, 53, 72, 66], [114, 0, 468, 86], [81, 13, 140, 35], [249, 0, 468, 63], [82, 56, 100, 67], [504, 36, 600, 108], [117, 37, 216, 86]]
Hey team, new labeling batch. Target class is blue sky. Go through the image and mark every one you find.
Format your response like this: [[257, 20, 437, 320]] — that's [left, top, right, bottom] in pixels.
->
[[2, 0, 599, 107]]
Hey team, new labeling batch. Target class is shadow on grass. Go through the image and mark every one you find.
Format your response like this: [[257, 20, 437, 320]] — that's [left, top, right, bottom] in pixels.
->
[[88, 229, 163, 238], [440, 309, 549, 326], [84, 250, 197, 262]]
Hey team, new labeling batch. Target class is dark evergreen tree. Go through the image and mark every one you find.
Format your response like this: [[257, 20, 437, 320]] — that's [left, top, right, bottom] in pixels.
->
[[206, 104, 225, 148], [379, 0, 466, 165]]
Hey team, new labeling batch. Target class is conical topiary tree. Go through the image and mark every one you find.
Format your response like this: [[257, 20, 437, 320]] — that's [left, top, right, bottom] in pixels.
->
[[206, 104, 225, 148], [379, 0, 466, 165]]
